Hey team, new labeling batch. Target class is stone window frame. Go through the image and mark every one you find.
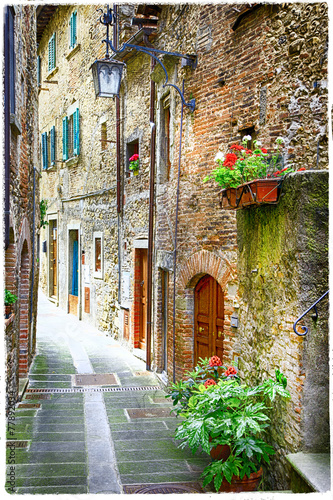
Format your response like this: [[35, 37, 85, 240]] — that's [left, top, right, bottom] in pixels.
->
[[157, 85, 175, 184], [62, 101, 80, 164], [125, 129, 143, 177], [93, 231, 104, 280]]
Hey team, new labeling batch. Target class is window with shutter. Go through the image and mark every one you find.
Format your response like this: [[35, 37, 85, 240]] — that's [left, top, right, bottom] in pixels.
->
[[48, 33, 56, 73], [73, 108, 80, 156], [42, 132, 48, 169], [50, 126, 56, 166], [70, 11, 77, 49], [63, 107, 80, 161], [37, 56, 41, 87], [62, 116, 68, 161]]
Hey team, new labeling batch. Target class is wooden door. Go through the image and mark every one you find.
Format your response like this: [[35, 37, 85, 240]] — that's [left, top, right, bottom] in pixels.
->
[[139, 249, 148, 349], [194, 275, 224, 365]]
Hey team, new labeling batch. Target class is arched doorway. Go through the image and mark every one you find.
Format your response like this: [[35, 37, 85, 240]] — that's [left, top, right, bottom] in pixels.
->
[[194, 275, 224, 365]]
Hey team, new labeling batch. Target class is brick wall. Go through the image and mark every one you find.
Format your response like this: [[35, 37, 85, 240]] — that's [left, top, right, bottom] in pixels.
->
[[5, 5, 39, 405]]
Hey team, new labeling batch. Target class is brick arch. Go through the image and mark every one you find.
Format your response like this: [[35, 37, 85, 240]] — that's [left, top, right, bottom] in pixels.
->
[[178, 249, 236, 292]]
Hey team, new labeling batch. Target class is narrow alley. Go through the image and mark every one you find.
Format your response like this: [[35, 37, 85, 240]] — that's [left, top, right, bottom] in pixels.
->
[[6, 291, 209, 494]]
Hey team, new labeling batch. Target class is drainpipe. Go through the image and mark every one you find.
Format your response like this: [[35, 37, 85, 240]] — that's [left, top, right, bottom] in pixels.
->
[[114, 4, 122, 302], [146, 59, 156, 371], [30, 167, 36, 323], [4, 8, 10, 250]]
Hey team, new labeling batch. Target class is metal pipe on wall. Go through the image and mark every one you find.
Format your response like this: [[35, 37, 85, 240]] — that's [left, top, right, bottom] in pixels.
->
[[146, 58, 156, 371], [114, 4, 122, 303]]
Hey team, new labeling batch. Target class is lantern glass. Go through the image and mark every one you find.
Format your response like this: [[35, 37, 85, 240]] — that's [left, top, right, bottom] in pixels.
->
[[91, 59, 125, 98]]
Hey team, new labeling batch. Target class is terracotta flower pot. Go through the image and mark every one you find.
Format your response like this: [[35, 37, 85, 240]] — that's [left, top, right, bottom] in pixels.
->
[[247, 179, 280, 203], [5, 305, 12, 319], [218, 467, 263, 493], [219, 188, 237, 209], [209, 443, 231, 461]]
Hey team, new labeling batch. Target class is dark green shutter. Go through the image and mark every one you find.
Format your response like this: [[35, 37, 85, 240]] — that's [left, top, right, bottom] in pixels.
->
[[73, 108, 80, 156], [42, 132, 48, 169], [50, 126, 56, 165], [62, 117, 68, 160], [37, 56, 41, 87]]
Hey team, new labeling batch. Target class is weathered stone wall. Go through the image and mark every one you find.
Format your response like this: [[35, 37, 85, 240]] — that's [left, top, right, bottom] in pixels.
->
[[5, 5, 39, 404], [150, 2, 328, 379], [236, 171, 329, 489]]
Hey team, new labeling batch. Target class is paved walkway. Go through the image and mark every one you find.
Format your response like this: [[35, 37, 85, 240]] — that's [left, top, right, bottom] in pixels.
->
[[6, 291, 209, 494]]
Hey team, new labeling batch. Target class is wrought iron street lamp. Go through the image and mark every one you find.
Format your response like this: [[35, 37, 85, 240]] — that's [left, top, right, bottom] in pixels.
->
[[91, 5, 196, 111]]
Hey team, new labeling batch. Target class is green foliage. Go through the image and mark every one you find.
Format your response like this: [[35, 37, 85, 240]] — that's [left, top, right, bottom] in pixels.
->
[[40, 199, 49, 229], [4, 289, 18, 306], [167, 356, 291, 491], [204, 136, 291, 189]]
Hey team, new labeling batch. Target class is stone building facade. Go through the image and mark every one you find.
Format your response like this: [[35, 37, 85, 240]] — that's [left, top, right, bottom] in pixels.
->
[[38, 3, 328, 489], [4, 5, 39, 406]]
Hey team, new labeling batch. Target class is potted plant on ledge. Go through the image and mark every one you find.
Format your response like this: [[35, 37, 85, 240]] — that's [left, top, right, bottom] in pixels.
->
[[167, 356, 290, 492], [204, 136, 301, 209], [4, 289, 18, 319], [129, 153, 140, 175]]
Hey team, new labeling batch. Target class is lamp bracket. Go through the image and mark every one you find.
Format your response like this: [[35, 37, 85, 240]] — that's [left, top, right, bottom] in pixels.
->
[[104, 39, 196, 112]]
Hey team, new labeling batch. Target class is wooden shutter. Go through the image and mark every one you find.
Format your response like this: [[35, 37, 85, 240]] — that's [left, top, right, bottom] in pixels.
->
[[73, 108, 80, 156], [71, 11, 77, 48], [48, 33, 55, 72], [37, 56, 41, 87], [50, 126, 56, 166], [42, 132, 48, 169], [62, 116, 68, 160]]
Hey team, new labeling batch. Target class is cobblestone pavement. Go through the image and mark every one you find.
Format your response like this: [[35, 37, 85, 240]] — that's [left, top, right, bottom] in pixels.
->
[[6, 291, 209, 494]]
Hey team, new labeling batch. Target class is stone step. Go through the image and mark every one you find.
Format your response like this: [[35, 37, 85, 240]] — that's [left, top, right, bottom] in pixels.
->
[[286, 453, 331, 493]]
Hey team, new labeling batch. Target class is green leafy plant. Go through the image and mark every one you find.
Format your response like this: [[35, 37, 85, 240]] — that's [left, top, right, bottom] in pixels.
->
[[204, 136, 296, 189], [128, 153, 139, 172], [166, 356, 290, 492], [5, 289, 18, 306], [40, 199, 49, 229]]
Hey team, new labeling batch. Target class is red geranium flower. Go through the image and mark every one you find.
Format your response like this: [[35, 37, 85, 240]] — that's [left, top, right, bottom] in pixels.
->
[[129, 153, 139, 162], [245, 149, 252, 154], [225, 366, 237, 377], [204, 379, 217, 388], [297, 167, 306, 171], [209, 355, 222, 367], [261, 148, 267, 154], [223, 153, 238, 167]]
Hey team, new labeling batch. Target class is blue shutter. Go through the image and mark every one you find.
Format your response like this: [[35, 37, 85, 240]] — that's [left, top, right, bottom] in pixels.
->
[[42, 132, 48, 169], [70, 11, 77, 48], [48, 33, 55, 72], [50, 126, 56, 166], [62, 116, 68, 160], [73, 108, 80, 156]]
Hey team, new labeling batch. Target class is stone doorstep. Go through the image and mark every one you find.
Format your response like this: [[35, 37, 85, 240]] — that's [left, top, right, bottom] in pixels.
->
[[286, 452, 331, 493]]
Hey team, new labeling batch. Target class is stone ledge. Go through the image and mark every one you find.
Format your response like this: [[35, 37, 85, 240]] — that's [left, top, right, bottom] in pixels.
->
[[286, 452, 331, 493]]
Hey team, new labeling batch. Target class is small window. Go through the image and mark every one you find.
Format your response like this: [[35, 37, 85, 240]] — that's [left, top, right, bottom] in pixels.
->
[[93, 232, 103, 279], [63, 107, 80, 160], [126, 140, 139, 176], [48, 33, 56, 73], [239, 126, 256, 150], [69, 11, 77, 49], [101, 122, 107, 151]]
